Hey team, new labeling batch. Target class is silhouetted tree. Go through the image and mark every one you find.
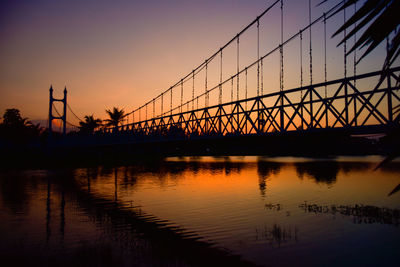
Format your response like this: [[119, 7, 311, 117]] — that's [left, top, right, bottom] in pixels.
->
[[104, 107, 125, 128], [2, 108, 30, 127], [79, 115, 102, 134], [0, 108, 44, 145]]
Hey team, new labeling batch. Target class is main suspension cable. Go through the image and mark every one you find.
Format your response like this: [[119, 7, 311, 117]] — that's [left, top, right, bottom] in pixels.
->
[[67, 103, 82, 122], [52, 103, 62, 117], [172, 1, 343, 118], [167, 1, 344, 120], [129, 0, 280, 120], [126, 0, 344, 124]]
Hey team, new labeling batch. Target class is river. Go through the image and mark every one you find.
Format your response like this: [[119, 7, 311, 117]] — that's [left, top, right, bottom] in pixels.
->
[[0, 156, 399, 266]]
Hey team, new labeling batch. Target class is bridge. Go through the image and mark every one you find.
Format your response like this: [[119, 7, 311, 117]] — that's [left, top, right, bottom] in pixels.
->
[[53, 0, 400, 156]]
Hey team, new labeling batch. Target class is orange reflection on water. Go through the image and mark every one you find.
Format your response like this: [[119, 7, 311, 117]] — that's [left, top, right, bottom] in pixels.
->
[[85, 157, 400, 215], [72, 157, 400, 265]]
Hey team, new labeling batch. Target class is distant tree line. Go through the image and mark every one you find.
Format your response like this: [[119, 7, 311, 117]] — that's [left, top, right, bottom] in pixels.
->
[[0, 107, 130, 145]]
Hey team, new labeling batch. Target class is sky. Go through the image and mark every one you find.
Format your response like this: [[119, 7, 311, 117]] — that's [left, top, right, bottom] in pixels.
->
[[0, 0, 388, 126]]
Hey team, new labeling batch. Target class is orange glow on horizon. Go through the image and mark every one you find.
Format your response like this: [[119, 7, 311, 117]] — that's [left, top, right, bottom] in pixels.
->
[[1, 0, 391, 126]]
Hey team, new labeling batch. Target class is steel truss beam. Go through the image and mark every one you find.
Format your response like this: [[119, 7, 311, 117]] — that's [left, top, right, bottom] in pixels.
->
[[103, 67, 400, 142]]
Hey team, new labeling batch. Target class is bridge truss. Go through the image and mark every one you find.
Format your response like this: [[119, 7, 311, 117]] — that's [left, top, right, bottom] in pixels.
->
[[105, 67, 400, 141], [98, 0, 400, 143]]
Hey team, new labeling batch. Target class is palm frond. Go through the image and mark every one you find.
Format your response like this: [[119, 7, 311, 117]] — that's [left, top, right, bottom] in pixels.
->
[[385, 30, 400, 68], [332, 0, 383, 39], [79, 114, 102, 133], [331, 0, 400, 68], [105, 107, 125, 127]]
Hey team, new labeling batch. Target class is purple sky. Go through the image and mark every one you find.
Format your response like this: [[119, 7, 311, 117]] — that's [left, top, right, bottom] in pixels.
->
[[0, 0, 387, 125]]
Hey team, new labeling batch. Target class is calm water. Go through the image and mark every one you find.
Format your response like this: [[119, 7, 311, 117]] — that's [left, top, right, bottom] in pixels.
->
[[1, 156, 399, 266]]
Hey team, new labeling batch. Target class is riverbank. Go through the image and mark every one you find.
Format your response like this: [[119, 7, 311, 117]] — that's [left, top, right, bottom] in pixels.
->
[[1, 129, 395, 170]]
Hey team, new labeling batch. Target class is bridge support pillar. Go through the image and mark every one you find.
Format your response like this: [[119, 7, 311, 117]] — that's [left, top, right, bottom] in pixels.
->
[[48, 85, 67, 137]]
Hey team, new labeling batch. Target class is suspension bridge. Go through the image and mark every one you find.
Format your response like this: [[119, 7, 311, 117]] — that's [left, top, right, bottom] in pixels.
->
[[53, 0, 400, 156]]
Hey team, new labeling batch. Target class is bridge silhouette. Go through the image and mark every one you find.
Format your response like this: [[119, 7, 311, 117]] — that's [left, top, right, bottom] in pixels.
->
[[57, 0, 400, 156]]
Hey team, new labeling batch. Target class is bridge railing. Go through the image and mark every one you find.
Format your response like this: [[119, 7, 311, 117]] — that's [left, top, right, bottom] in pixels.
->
[[102, 67, 400, 141]]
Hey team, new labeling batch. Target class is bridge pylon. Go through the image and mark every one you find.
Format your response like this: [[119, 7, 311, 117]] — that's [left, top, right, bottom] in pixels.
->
[[48, 85, 67, 137]]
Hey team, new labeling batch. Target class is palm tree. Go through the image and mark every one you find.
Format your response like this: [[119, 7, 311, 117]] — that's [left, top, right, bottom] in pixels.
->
[[328, 0, 400, 70], [104, 107, 125, 128], [79, 115, 102, 134]]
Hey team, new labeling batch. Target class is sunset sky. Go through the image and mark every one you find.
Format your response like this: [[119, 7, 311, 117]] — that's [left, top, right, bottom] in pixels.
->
[[0, 0, 388, 125]]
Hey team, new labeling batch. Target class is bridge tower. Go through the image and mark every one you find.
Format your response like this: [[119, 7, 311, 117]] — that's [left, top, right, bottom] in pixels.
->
[[48, 85, 67, 137]]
